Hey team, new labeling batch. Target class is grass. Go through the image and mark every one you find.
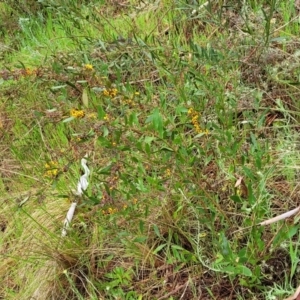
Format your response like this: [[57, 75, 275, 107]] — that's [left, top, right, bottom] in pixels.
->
[[1, 0, 300, 299]]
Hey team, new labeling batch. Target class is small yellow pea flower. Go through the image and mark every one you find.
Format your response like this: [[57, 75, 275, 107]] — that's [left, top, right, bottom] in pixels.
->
[[103, 114, 110, 121], [110, 88, 118, 97], [84, 64, 93, 71], [188, 108, 194, 115], [103, 89, 110, 97], [87, 113, 97, 119], [70, 108, 85, 118], [165, 168, 171, 177], [44, 161, 59, 178], [24, 68, 36, 76], [102, 88, 118, 98]]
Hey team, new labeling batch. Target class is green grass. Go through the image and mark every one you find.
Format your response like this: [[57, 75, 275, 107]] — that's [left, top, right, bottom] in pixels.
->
[[1, 0, 300, 299]]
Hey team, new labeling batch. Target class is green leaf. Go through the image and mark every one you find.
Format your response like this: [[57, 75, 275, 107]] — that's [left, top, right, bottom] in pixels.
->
[[172, 246, 180, 260], [139, 220, 144, 233], [62, 116, 75, 123], [98, 165, 112, 175], [287, 225, 298, 239], [98, 136, 110, 147], [193, 132, 206, 139], [171, 244, 185, 250], [153, 224, 161, 237], [160, 147, 174, 152], [97, 105, 105, 120], [129, 112, 139, 126], [175, 106, 188, 114], [242, 166, 256, 180], [51, 85, 67, 91], [230, 195, 242, 203], [153, 243, 167, 254], [222, 266, 235, 274], [144, 136, 156, 144], [82, 88, 89, 108], [131, 156, 139, 163], [103, 126, 109, 137], [220, 232, 232, 258], [146, 108, 164, 137], [133, 236, 147, 243], [145, 143, 151, 155], [235, 265, 253, 277]]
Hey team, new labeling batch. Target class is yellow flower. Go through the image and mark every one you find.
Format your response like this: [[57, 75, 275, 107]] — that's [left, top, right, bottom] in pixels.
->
[[22, 68, 36, 77], [188, 108, 194, 115], [84, 64, 93, 71], [103, 89, 110, 97], [110, 88, 118, 97], [70, 108, 85, 118], [124, 98, 136, 107], [107, 207, 118, 214], [102, 88, 118, 98], [26, 68, 33, 75], [44, 161, 59, 178], [187, 107, 209, 134], [165, 168, 171, 177], [87, 113, 97, 119], [103, 114, 110, 121]]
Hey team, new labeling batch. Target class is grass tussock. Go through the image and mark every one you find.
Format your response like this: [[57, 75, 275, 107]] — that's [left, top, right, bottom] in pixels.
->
[[1, 0, 300, 299]]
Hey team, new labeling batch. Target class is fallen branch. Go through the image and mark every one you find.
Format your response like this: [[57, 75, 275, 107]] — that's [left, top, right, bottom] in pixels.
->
[[259, 206, 300, 226]]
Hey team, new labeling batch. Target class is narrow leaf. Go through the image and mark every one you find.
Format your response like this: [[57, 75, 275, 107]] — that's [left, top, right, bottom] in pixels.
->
[[63, 116, 75, 123], [82, 88, 89, 108], [153, 224, 161, 237], [51, 85, 67, 91], [153, 243, 167, 254]]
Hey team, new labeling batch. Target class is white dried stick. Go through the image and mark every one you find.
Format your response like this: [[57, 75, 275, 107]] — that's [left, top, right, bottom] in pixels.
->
[[259, 206, 300, 226], [61, 156, 90, 237]]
